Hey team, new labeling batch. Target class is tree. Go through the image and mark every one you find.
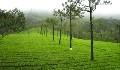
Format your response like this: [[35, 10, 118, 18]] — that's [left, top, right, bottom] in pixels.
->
[[49, 18, 58, 41], [0, 8, 25, 40], [0, 9, 9, 38], [11, 8, 25, 32], [57, 9, 66, 44], [53, 9, 59, 41], [45, 18, 50, 36], [80, 0, 111, 60], [62, 0, 84, 50], [40, 20, 44, 35]]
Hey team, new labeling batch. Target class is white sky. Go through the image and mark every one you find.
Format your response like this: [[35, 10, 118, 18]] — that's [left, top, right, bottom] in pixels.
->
[[0, 0, 119, 15]]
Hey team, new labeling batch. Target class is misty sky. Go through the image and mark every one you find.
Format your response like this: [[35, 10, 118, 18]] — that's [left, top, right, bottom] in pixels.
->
[[0, 0, 119, 15]]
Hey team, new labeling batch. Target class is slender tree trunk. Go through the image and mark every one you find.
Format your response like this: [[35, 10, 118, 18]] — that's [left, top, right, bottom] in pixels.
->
[[46, 26, 47, 37], [59, 18, 62, 44], [38, 28, 39, 33], [41, 26, 43, 35], [118, 25, 120, 43], [44, 30, 45, 36], [57, 28, 58, 37], [59, 29, 61, 44], [70, 7, 72, 49], [53, 24, 54, 41], [90, 6, 94, 60]]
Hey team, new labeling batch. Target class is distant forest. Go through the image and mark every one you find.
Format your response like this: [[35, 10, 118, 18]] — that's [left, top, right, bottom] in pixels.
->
[[25, 11, 120, 43]]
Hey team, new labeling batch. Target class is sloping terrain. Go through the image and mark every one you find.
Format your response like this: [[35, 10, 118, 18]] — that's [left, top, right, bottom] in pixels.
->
[[0, 28, 120, 70]]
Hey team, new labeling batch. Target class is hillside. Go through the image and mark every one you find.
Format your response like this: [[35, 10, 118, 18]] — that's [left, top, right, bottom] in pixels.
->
[[0, 28, 120, 69]]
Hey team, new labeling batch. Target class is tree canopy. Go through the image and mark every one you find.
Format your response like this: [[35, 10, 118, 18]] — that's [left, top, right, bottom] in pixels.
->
[[0, 8, 25, 38]]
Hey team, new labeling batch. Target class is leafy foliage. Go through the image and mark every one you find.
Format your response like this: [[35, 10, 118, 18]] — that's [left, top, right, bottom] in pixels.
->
[[0, 8, 25, 38]]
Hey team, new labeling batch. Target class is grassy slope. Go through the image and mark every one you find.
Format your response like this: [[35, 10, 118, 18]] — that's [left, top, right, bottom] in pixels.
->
[[0, 28, 120, 70]]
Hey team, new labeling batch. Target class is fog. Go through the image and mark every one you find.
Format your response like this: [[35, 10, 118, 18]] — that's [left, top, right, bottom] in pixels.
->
[[0, 0, 119, 18]]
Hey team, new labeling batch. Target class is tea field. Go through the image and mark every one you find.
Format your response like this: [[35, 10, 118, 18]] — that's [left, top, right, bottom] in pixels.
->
[[0, 28, 120, 70]]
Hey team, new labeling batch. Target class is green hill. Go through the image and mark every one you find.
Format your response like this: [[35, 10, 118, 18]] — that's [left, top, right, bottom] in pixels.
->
[[0, 28, 120, 70]]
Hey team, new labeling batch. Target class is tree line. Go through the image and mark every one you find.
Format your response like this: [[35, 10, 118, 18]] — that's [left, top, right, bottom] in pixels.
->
[[39, 17, 120, 42], [37, 0, 113, 60]]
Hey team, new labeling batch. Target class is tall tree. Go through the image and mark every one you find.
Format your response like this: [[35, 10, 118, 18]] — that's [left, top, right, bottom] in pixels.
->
[[89, 0, 112, 60], [57, 9, 66, 44], [40, 20, 45, 35], [78, 0, 111, 60], [50, 18, 58, 41], [53, 9, 59, 41], [45, 18, 50, 37], [62, 0, 84, 50]]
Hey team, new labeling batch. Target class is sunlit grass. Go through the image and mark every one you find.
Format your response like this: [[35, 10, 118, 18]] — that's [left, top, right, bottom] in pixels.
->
[[0, 28, 120, 69]]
